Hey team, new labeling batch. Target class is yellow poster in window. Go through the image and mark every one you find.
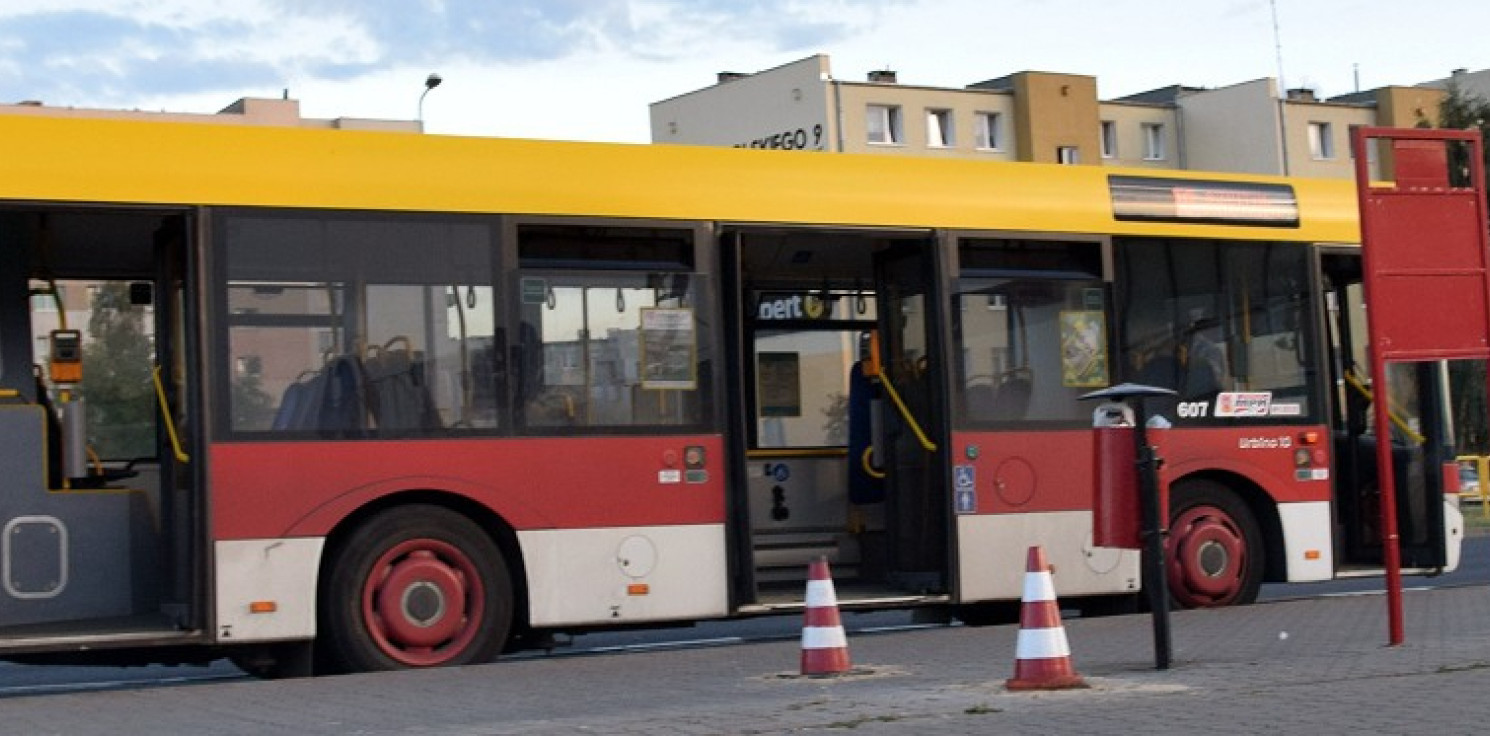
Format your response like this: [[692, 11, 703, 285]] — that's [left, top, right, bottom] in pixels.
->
[[1060, 311, 1109, 388]]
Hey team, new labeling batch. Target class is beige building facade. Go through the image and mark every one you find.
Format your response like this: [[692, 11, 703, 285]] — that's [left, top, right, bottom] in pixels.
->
[[0, 95, 420, 132], [650, 54, 1476, 181]]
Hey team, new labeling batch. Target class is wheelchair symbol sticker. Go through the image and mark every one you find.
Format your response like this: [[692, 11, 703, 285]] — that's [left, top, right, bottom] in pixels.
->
[[954, 465, 975, 489]]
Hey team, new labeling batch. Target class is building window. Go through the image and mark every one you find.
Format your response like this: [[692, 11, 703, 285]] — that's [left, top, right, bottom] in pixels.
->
[[1057, 146, 1080, 165], [1308, 122, 1334, 159], [974, 112, 1002, 150], [1100, 121, 1117, 159], [235, 355, 264, 377], [927, 109, 954, 147], [867, 104, 902, 145], [1142, 123, 1165, 160]]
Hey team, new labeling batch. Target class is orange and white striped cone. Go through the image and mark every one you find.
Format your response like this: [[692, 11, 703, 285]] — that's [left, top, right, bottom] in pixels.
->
[[800, 556, 851, 676], [1006, 545, 1086, 690]]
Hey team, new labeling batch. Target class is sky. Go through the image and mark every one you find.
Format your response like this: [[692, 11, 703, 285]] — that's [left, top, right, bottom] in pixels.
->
[[0, 0, 1486, 144]]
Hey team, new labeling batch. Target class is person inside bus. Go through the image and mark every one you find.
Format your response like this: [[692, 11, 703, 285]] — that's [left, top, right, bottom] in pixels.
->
[[1180, 311, 1226, 400], [1132, 333, 1182, 390]]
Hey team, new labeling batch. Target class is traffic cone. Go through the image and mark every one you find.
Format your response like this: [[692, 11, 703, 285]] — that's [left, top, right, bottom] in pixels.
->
[[1006, 545, 1086, 690], [800, 556, 851, 676]]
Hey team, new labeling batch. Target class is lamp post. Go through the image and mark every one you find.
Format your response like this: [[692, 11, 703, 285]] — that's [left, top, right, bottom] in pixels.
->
[[417, 73, 443, 129]]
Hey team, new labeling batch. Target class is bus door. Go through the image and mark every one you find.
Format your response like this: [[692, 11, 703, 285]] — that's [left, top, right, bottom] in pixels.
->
[[872, 240, 950, 591], [1322, 252, 1449, 569], [725, 227, 947, 607], [0, 208, 200, 645]]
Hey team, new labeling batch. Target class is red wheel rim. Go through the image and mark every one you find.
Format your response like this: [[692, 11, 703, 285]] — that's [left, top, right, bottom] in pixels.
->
[[361, 538, 485, 666], [1167, 504, 1248, 607]]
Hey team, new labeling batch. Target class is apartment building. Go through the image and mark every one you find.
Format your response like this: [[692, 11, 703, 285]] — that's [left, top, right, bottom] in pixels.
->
[[649, 53, 1460, 180], [0, 95, 419, 132]]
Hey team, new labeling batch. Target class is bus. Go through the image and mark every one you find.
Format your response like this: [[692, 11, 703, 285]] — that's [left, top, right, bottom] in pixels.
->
[[0, 112, 1464, 676]]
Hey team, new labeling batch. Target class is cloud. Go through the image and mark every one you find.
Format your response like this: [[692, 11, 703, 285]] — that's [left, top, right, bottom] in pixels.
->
[[0, 0, 911, 105]]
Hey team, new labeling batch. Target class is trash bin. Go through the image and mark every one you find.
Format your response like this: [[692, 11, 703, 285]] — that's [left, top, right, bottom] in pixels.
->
[[1092, 401, 1141, 549]]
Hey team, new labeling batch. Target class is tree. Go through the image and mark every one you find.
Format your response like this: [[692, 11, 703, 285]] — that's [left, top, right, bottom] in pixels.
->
[[1437, 82, 1490, 191], [1437, 84, 1490, 453], [80, 282, 155, 459], [232, 370, 276, 430]]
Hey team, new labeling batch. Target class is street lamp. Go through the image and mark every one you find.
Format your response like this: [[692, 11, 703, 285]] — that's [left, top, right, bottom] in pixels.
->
[[417, 73, 443, 128]]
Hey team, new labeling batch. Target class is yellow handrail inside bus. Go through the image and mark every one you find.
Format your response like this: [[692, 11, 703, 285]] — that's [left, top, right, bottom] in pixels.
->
[[876, 372, 938, 453], [861, 445, 887, 479], [1343, 370, 1424, 445], [85, 445, 104, 477], [152, 366, 190, 464]]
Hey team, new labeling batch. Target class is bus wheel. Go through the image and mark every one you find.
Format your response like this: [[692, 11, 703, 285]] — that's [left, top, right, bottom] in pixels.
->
[[1166, 481, 1263, 608], [320, 505, 513, 673]]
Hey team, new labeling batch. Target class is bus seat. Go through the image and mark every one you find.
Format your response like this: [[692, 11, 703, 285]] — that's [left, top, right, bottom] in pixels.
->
[[989, 370, 1032, 420], [965, 384, 996, 421], [317, 355, 367, 432], [363, 346, 441, 434], [272, 380, 310, 430]]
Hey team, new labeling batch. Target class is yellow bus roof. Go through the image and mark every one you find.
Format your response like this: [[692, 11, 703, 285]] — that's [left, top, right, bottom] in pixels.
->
[[0, 113, 1360, 243]]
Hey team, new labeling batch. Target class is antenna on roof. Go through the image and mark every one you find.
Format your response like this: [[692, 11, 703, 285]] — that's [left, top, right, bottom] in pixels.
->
[[1269, 0, 1287, 92], [1270, 0, 1291, 175]]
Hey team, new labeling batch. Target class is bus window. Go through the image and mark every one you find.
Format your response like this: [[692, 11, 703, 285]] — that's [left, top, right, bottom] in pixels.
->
[[218, 212, 499, 436], [30, 280, 158, 460], [754, 330, 860, 448], [954, 239, 1106, 425], [1117, 238, 1316, 421], [746, 290, 877, 448], [516, 224, 710, 431]]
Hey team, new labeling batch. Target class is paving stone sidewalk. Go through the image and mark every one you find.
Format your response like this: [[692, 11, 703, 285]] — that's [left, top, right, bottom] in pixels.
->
[[2, 584, 1488, 735]]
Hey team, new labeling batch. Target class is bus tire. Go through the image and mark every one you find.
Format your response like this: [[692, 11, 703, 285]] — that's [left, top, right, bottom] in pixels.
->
[[1166, 480, 1264, 608], [319, 504, 513, 673]]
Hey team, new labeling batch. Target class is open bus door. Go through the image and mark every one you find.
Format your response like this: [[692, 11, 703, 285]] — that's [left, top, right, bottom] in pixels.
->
[[871, 240, 951, 592], [725, 227, 952, 608], [1322, 251, 1450, 570], [0, 208, 201, 658]]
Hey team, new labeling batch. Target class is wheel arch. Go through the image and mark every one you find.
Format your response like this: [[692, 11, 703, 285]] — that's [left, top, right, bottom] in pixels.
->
[[1170, 469, 1286, 584], [318, 489, 532, 642]]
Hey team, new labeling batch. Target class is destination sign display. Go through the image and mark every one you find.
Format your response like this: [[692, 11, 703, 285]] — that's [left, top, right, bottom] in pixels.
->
[[1109, 175, 1299, 227]]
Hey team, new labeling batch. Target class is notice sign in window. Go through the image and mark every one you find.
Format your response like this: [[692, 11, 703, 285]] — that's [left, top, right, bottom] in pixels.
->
[[757, 352, 801, 417], [640, 307, 697, 390]]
